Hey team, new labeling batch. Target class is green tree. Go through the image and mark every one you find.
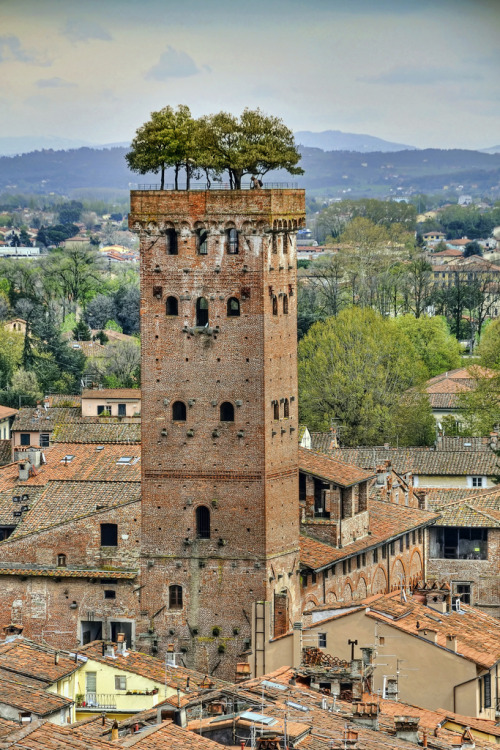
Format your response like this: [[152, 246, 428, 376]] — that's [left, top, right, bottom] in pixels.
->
[[298, 307, 429, 445], [394, 315, 462, 377], [458, 367, 500, 436], [199, 108, 303, 189], [463, 241, 483, 258], [476, 319, 500, 368], [72, 319, 92, 341], [126, 104, 197, 190]]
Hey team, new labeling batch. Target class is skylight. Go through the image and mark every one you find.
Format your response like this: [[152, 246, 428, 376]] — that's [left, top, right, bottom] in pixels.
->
[[240, 712, 277, 725], [117, 456, 134, 464], [261, 680, 288, 691], [61, 455, 74, 463], [285, 700, 309, 712]]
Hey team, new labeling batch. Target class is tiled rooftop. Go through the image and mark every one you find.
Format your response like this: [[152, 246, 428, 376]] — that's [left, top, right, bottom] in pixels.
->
[[79, 642, 231, 693], [5, 479, 139, 541], [81, 389, 141, 400], [11, 407, 80, 432], [0, 675, 73, 715], [299, 447, 374, 487], [0, 406, 17, 420], [52, 422, 141, 444], [0, 720, 118, 749], [363, 591, 500, 669], [300, 500, 439, 570], [19, 443, 141, 485], [309, 439, 500, 476], [0, 441, 12, 467], [428, 487, 500, 528], [0, 640, 80, 683], [115, 721, 225, 749]]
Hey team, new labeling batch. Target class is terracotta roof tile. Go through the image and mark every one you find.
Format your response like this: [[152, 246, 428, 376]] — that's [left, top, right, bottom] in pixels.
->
[[0, 442, 11, 467], [11, 407, 80, 432], [0, 406, 17, 420], [5, 479, 139, 541], [0, 641, 80, 683], [300, 500, 439, 570], [81, 389, 141, 400], [21, 443, 141, 484], [0, 720, 118, 749], [299, 447, 375, 487], [363, 591, 500, 669], [0, 676, 73, 715], [117, 721, 225, 749], [428, 487, 500, 528], [52, 422, 141, 444]]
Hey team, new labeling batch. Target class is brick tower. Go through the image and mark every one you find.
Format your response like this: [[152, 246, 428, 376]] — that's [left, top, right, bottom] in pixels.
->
[[130, 188, 305, 678]]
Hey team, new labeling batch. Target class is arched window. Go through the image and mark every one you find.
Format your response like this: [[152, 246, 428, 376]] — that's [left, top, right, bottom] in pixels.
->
[[196, 228, 208, 255], [166, 296, 178, 316], [284, 399, 289, 418], [283, 295, 288, 314], [272, 296, 278, 316], [220, 402, 234, 422], [227, 297, 240, 317], [57, 553, 66, 567], [166, 229, 178, 255], [196, 506, 211, 539], [169, 585, 183, 610], [196, 297, 209, 327], [172, 401, 186, 421], [273, 401, 279, 420], [227, 228, 239, 254]]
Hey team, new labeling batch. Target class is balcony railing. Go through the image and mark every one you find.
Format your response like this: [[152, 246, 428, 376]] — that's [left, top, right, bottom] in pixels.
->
[[132, 182, 299, 191], [78, 693, 117, 709]]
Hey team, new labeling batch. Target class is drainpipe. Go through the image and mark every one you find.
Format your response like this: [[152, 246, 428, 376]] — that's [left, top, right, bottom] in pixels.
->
[[386, 546, 391, 592], [323, 571, 326, 604], [453, 675, 477, 713]]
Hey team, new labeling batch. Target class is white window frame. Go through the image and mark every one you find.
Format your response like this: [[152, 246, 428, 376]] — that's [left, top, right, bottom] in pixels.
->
[[467, 475, 486, 488]]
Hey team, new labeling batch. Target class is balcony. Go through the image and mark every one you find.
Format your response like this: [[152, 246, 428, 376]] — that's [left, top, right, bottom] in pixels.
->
[[133, 181, 299, 191], [77, 693, 117, 710]]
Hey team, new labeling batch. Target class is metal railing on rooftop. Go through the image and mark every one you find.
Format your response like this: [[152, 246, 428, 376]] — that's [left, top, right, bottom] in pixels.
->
[[78, 693, 117, 709], [132, 182, 299, 191]]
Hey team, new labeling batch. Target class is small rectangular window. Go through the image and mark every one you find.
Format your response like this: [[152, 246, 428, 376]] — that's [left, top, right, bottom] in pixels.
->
[[117, 404, 126, 417], [20, 433, 30, 446], [399, 537, 404, 553], [97, 405, 111, 416], [311, 572, 317, 584], [101, 523, 118, 547], [318, 633, 327, 648], [472, 476, 483, 487], [382, 545, 387, 559], [406, 534, 410, 550], [104, 590, 116, 599], [39, 433, 50, 448], [390, 542, 395, 556], [373, 548, 378, 563], [115, 675, 126, 690]]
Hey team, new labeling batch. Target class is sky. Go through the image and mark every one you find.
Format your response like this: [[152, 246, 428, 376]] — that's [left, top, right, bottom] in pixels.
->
[[1, 0, 499, 150]]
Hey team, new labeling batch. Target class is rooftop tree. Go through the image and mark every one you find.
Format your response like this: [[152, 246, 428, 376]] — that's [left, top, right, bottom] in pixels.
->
[[126, 104, 197, 190]]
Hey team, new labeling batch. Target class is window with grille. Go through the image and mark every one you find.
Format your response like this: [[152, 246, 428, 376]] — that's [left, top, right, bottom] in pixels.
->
[[196, 506, 210, 539], [227, 228, 239, 254], [169, 585, 183, 609]]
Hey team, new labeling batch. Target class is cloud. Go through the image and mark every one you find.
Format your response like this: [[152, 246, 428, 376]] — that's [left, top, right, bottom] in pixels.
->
[[145, 45, 201, 80], [0, 35, 50, 66], [360, 66, 483, 85], [36, 77, 76, 88], [62, 18, 112, 43]]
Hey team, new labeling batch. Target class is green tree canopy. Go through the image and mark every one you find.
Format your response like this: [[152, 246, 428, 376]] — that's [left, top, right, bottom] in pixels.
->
[[393, 315, 462, 377], [298, 307, 432, 445], [126, 104, 197, 190], [476, 319, 500, 368], [198, 108, 303, 189], [458, 366, 500, 436]]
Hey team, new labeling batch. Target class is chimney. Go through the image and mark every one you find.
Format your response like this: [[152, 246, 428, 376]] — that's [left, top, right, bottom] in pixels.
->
[[360, 646, 374, 667], [104, 644, 116, 658], [18, 461, 31, 481], [420, 628, 438, 644], [457, 728, 475, 749], [394, 716, 420, 744], [344, 729, 359, 749], [116, 633, 127, 655], [352, 702, 378, 730], [27, 448, 41, 468], [111, 720, 119, 741], [446, 634, 458, 653], [425, 592, 448, 614], [489, 433, 498, 449], [385, 678, 398, 700]]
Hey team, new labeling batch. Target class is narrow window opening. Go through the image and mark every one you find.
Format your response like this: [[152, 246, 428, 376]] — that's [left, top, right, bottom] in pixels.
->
[[166, 229, 178, 255], [100, 523, 118, 547], [283, 399, 289, 418], [283, 295, 288, 314], [169, 584, 183, 609], [227, 297, 240, 317], [166, 296, 178, 316], [153, 285, 163, 299], [227, 228, 239, 254], [272, 296, 278, 316], [196, 506, 211, 539], [57, 554, 66, 567], [196, 297, 209, 327], [220, 402, 235, 422], [172, 401, 187, 421], [273, 401, 279, 420], [196, 228, 208, 255], [117, 403, 126, 417]]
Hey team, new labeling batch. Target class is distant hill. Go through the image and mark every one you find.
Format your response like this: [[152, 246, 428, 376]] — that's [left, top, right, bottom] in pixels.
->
[[0, 145, 499, 198], [0, 137, 131, 157], [294, 130, 416, 153], [481, 145, 500, 155]]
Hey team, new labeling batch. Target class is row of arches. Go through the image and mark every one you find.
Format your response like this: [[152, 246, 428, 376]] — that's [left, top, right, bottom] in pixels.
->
[[172, 401, 235, 423], [164, 296, 240, 322]]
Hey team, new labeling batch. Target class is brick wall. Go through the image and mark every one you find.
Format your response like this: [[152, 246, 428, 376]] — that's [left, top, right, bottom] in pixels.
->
[[130, 189, 306, 678]]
